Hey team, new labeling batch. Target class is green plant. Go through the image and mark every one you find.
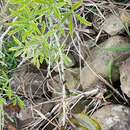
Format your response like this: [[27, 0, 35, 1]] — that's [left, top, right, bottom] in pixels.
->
[[0, 49, 24, 129], [0, 0, 93, 128], [8, 0, 91, 68], [107, 48, 130, 83], [0, 50, 24, 106]]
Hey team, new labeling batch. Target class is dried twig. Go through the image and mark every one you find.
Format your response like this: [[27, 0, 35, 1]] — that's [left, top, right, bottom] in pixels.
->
[[0, 17, 17, 46]]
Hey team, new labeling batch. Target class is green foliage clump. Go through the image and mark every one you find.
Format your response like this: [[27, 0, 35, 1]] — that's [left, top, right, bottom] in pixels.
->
[[8, 0, 91, 68], [0, 45, 24, 108], [0, 43, 24, 129]]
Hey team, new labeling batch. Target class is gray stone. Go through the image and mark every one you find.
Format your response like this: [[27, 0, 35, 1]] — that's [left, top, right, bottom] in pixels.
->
[[120, 57, 130, 97], [81, 36, 130, 89], [48, 68, 80, 96], [17, 98, 54, 129], [10, 63, 50, 99], [103, 15, 124, 35], [92, 105, 130, 130], [103, 10, 130, 36]]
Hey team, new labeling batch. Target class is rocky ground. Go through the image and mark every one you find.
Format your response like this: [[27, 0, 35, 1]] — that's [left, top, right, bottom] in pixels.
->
[[3, 0, 130, 130]]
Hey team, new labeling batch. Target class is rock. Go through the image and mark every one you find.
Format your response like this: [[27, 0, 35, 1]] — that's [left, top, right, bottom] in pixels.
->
[[11, 63, 51, 99], [119, 57, 130, 97], [103, 15, 124, 35], [17, 98, 54, 129], [120, 10, 130, 25], [68, 42, 89, 67], [12, 71, 47, 98], [64, 69, 80, 90], [81, 36, 130, 89], [92, 104, 130, 130], [10, 63, 54, 129], [48, 68, 80, 96], [84, 39, 95, 49], [103, 10, 130, 35]]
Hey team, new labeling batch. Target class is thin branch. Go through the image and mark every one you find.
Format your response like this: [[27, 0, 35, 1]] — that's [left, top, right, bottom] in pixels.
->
[[0, 17, 17, 45]]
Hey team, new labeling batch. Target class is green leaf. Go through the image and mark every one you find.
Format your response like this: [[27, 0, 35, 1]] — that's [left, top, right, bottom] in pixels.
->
[[13, 36, 23, 46], [63, 54, 73, 67], [14, 49, 23, 57], [56, 2, 66, 8], [36, 57, 40, 69], [16, 96, 25, 108], [32, 0, 44, 3], [8, 28, 20, 35], [6, 86, 13, 100], [45, 29, 56, 38], [12, 98, 17, 106], [10, 0, 30, 4], [74, 114, 101, 130], [76, 14, 92, 26], [104, 47, 130, 52], [0, 98, 6, 105], [31, 21, 41, 34], [9, 46, 20, 51], [41, 21, 47, 33], [107, 59, 114, 83], [61, 12, 71, 23], [40, 53, 44, 64], [33, 0, 53, 4], [71, 1, 82, 11], [69, 15, 73, 36], [53, 7, 61, 20]]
